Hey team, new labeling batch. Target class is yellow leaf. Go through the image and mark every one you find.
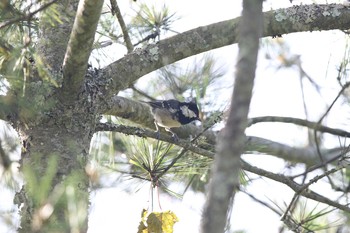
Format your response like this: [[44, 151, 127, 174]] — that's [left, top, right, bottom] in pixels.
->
[[160, 211, 179, 233], [138, 209, 179, 233]]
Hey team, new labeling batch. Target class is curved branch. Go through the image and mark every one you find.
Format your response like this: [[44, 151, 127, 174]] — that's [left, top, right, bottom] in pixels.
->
[[245, 136, 342, 165], [61, 0, 104, 104], [100, 4, 350, 98], [248, 116, 350, 138], [95, 122, 214, 158], [110, 0, 134, 53]]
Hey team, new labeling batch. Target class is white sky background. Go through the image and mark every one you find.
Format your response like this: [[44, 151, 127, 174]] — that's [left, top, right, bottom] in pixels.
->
[[1, 0, 350, 232]]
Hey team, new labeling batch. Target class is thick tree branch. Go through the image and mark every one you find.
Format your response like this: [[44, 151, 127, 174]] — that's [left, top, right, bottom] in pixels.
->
[[101, 96, 344, 165], [246, 136, 343, 165], [248, 116, 350, 138], [37, 0, 79, 72], [95, 122, 214, 158], [100, 4, 350, 98], [201, 0, 262, 231], [61, 0, 104, 104]]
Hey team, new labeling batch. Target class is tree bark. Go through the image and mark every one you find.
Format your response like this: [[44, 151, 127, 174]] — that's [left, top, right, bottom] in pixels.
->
[[13, 0, 101, 231], [201, 0, 263, 232]]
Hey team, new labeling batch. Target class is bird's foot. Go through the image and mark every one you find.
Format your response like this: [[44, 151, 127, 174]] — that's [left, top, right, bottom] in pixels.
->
[[155, 130, 160, 139], [171, 133, 179, 142]]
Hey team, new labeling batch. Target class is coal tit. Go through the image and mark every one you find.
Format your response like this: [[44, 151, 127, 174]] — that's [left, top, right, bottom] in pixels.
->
[[144, 99, 201, 140]]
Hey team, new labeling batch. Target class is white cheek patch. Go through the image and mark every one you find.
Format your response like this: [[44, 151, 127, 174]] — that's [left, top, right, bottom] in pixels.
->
[[180, 106, 197, 118]]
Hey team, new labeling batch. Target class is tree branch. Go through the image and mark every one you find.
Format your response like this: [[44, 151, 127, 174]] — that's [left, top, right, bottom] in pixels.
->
[[110, 0, 134, 53], [101, 96, 343, 165], [245, 136, 342, 165], [60, 0, 104, 104], [95, 122, 214, 158], [241, 160, 350, 213], [201, 0, 262, 231], [281, 164, 347, 222], [100, 4, 350, 98], [248, 116, 350, 138]]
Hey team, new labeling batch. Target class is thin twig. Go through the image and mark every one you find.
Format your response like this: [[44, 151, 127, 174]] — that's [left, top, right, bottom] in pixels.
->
[[313, 82, 350, 187], [290, 144, 350, 179], [241, 189, 282, 216], [110, 0, 134, 53], [241, 160, 350, 212], [248, 116, 350, 138], [281, 165, 346, 222], [131, 85, 157, 101]]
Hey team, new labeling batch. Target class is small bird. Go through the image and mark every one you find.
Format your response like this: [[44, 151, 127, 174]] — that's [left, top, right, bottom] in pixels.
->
[[143, 99, 201, 141]]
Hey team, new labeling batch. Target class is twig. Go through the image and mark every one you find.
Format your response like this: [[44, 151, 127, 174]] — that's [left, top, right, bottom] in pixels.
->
[[313, 82, 350, 187], [241, 160, 350, 212], [281, 165, 346, 222], [241, 189, 282, 216], [248, 116, 350, 138], [110, 0, 134, 53], [290, 144, 350, 179], [131, 85, 157, 101]]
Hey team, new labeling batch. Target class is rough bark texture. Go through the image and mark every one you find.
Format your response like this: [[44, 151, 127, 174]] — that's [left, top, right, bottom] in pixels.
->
[[201, 1, 263, 232], [12, 0, 103, 232], [37, 0, 79, 71], [61, 0, 104, 103]]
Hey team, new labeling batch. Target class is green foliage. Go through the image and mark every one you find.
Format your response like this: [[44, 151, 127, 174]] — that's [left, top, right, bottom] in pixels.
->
[[124, 137, 178, 186], [289, 201, 336, 232], [22, 154, 58, 206], [0, 1, 62, 125], [20, 153, 89, 232], [148, 54, 224, 100], [130, 3, 179, 43], [97, 14, 122, 43], [37, 2, 63, 27], [119, 136, 212, 195]]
